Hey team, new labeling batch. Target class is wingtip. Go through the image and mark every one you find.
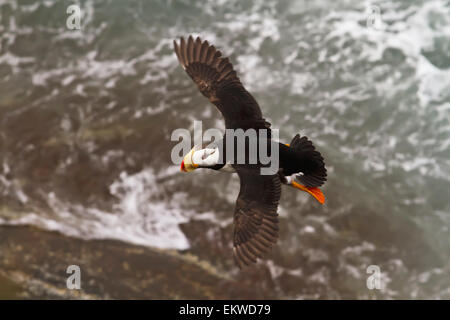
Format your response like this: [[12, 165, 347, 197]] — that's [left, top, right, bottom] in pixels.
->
[[173, 39, 179, 54]]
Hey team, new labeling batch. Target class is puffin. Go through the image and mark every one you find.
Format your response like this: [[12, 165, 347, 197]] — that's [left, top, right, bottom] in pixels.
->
[[173, 36, 327, 268]]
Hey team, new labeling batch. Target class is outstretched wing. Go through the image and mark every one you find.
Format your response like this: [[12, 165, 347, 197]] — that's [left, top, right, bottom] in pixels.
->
[[173, 36, 270, 130], [232, 165, 281, 268]]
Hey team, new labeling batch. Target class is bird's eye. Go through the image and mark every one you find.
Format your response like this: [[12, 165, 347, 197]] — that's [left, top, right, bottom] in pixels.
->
[[201, 148, 216, 159]]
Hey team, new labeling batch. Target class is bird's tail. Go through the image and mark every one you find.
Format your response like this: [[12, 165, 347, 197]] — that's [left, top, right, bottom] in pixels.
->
[[288, 134, 327, 188]]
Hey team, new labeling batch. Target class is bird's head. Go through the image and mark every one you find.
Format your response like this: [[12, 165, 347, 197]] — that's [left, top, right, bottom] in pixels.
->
[[180, 146, 199, 172], [180, 145, 220, 172]]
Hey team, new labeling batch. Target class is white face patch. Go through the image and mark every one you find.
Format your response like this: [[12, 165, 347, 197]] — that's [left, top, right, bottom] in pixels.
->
[[192, 148, 220, 167], [190, 147, 236, 173]]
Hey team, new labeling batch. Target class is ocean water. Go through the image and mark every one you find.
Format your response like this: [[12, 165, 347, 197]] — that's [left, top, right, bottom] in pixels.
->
[[0, 0, 449, 299]]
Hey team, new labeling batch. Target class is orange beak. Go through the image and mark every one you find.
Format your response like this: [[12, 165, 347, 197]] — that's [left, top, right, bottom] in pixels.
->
[[180, 160, 187, 172], [291, 181, 325, 204], [180, 149, 198, 172]]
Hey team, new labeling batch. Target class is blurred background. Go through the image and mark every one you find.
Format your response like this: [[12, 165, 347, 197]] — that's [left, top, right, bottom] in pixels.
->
[[0, 0, 449, 299]]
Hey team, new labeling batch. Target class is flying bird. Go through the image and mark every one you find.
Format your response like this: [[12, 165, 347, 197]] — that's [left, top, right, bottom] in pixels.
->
[[173, 36, 327, 268]]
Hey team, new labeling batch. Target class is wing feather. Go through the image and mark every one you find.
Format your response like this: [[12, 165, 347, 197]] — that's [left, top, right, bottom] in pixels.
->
[[200, 40, 209, 63], [232, 166, 281, 268], [173, 36, 270, 130]]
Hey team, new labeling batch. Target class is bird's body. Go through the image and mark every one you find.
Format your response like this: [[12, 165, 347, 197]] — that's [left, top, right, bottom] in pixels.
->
[[174, 36, 327, 268]]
